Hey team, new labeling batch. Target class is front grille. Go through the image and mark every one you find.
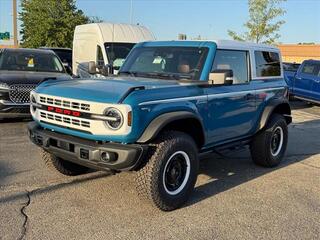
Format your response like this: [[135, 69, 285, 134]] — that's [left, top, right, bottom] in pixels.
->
[[9, 84, 36, 103], [39, 111, 91, 128], [39, 96, 91, 111]]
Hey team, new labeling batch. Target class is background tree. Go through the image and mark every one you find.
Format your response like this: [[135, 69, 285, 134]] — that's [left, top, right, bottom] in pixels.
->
[[228, 0, 286, 44], [20, 0, 90, 48], [88, 16, 103, 23]]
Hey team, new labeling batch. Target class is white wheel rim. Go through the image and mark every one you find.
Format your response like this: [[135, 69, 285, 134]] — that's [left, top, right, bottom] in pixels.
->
[[162, 151, 191, 195], [271, 126, 284, 157]]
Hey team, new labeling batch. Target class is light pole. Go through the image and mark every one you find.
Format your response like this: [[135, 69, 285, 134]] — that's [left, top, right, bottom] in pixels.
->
[[13, 0, 18, 47], [130, 0, 133, 24]]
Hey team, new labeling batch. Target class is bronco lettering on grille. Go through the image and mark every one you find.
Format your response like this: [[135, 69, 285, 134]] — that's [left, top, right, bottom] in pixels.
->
[[47, 106, 81, 117]]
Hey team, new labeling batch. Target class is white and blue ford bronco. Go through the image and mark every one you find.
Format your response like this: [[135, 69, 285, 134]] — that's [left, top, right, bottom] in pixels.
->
[[28, 40, 292, 211]]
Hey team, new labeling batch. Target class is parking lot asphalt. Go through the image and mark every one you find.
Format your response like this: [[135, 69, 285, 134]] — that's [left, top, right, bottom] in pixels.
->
[[0, 101, 319, 240]]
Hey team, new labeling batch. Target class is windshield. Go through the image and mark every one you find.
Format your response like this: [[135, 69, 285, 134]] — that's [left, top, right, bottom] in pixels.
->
[[119, 46, 209, 80], [104, 42, 136, 70], [0, 51, 65, 73]]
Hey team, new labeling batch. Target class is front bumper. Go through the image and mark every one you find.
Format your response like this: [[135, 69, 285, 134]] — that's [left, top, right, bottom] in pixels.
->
[[0, 100, 31, 118], [28, 122, 148, 171]]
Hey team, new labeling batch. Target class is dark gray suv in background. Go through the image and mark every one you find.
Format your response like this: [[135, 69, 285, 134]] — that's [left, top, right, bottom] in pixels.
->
[[0, 48, 71, 119]]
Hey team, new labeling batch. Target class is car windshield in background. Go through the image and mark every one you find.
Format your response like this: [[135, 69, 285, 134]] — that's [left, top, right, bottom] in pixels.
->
[[283, 62, 301, 72], [0, 51, 65, 73], [104, 43, 135, 70], [119, 46, 209, 80]]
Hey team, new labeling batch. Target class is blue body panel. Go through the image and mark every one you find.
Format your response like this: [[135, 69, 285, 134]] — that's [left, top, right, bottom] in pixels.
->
[[36, 77, 180, 103], [284, 70, 296, 90], [34, 41, 288, 149]]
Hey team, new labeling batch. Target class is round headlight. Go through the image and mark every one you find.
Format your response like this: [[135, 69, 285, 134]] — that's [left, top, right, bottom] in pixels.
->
[[105, 107, 123, 130]]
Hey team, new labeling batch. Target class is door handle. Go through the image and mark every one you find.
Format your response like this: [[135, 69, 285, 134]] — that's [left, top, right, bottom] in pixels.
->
[[245, 93, 255, 100], [296, 77, 302, 80], [315, 80, 320, 83]]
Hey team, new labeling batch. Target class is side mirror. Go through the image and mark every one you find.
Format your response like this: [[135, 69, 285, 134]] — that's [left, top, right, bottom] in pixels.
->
[[100, 63, 114, 76], [209, 69, 233, 85], [88, 61, 97, 74]]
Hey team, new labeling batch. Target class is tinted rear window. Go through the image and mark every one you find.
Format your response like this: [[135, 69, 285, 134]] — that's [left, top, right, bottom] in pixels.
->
[[255, 51, 281, 77]]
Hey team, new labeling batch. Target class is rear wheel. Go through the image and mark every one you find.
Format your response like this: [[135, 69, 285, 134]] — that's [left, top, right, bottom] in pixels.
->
[[42, 150, 89, 176], [135, 131, 199, 211], [250, 114, 288, 167]]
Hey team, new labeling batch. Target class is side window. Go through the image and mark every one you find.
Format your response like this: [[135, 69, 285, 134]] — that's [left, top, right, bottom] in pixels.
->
[[255, 51, 281, 77], [212, 50, 249, 84], [301, 62, 318, 76], [96, 45, 104, 67]]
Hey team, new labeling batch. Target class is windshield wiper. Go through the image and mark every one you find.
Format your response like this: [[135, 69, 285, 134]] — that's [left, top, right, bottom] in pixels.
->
[[146, 72, 192, 81], [119, 71, 192, 81], [119, 71, 139, 77], [119, 71, 161, 79]]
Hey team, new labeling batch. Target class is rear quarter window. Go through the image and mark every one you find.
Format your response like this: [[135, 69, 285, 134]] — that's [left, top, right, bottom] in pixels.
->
[[255, 51, 281, 77]]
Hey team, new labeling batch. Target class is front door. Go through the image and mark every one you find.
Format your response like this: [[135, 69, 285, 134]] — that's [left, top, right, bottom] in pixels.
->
[[293, 61, 317, 99], [205, 49, 256, 145]]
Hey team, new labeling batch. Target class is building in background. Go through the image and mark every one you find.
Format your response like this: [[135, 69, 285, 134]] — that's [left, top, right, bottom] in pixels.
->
[[278, 44, 320, 63], [0, 45, 15, 48]]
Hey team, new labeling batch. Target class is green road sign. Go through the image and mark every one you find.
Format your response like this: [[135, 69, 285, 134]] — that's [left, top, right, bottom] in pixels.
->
[[0, 32, 10, 40]]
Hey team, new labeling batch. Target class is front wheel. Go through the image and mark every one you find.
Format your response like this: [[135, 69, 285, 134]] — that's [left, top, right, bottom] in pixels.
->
[[250, 114, 288, 167], [135, 131, 199, 211]]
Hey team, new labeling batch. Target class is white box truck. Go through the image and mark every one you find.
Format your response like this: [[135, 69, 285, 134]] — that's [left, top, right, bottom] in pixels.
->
[[73, 22, 155, 77]]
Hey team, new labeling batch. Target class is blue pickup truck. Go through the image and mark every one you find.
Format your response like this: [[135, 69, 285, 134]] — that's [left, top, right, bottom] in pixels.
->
[[28, 40, 291, 210], [285, 60, 320, 104]]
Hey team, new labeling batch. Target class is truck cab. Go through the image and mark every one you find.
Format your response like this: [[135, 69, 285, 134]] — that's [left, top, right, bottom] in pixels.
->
[[286, 60, 320, 104], [72, 22, 155, 78], [29, 40, 291, 211]]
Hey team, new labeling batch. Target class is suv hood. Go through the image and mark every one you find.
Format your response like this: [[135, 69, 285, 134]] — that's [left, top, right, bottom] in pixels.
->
[[36, 77, 180, 103], [0, 70, 70, 85]]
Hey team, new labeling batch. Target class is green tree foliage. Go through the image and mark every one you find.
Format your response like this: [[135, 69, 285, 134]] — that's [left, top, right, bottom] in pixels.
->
[[228, 0, 286, 44], [20, 0, 89, 48]]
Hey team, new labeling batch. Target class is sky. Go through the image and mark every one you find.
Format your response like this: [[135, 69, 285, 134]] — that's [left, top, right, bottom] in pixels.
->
[[0, 0, 319, 44]]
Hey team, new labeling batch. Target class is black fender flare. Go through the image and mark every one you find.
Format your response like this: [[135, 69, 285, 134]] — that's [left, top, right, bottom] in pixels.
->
[[258, 98, 292, 131], [137, 111, 205, 144]]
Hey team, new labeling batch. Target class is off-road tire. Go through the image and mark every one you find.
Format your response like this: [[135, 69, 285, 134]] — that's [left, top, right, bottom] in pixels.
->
[[250, 114, 288, 167], [135, 131, 199, 211], [42, 150, 89, 176]]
